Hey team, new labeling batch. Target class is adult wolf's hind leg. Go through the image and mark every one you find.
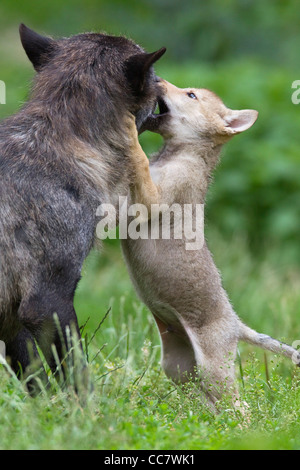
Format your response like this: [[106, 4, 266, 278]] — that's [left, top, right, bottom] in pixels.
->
[[6, 328, 48, 394], [18, 289, 84, 383], [6, 328, 36, 374]]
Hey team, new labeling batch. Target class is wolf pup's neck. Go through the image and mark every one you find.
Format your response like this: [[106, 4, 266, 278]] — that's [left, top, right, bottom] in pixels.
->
[[153, 139, 223, 176]]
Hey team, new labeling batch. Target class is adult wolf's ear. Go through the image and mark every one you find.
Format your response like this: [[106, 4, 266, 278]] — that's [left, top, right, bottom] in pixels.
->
[[223, 109, 258, 135], [19, 24, 56, 71], [125, 47, 166, 94]]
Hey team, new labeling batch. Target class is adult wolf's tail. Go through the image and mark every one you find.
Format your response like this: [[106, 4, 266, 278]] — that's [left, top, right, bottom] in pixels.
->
[[238, 321, 300, 365]]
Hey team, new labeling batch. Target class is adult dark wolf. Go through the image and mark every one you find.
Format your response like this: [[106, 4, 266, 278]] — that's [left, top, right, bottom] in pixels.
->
[[0, 24, 165, 386]]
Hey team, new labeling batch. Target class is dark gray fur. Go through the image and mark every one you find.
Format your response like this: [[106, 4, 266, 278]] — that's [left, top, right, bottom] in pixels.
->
[[0, 24, 165, 385]]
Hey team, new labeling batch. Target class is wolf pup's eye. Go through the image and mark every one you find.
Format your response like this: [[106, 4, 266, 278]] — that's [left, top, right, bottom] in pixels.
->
[[187, 92, 197, 100]]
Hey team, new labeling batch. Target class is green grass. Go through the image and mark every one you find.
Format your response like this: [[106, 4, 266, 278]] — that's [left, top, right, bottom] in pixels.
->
[[1, 234, 300, 450]]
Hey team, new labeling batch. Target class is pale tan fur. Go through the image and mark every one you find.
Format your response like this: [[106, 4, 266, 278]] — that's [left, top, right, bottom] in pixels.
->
[[122, 80, 299, 407]]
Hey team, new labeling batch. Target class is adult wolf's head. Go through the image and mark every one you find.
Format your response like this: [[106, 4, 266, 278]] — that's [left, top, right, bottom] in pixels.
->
[[19, 24, 166, 139]]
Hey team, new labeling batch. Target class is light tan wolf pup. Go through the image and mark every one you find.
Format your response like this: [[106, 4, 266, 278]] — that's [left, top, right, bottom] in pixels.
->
[[123, 80, 300, 406]]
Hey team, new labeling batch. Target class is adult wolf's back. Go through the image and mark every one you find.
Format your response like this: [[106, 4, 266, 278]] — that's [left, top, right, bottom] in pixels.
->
[[0, 24, 165, 386]]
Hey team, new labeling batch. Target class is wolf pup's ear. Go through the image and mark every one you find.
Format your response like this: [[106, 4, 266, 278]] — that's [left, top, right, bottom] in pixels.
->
[[19, 24, 56, 71], [125, 47, 166, 94], [223, 109, 258, 135]]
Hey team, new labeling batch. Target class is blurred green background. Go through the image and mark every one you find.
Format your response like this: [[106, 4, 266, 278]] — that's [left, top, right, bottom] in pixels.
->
[[0, 0, 299, 260]]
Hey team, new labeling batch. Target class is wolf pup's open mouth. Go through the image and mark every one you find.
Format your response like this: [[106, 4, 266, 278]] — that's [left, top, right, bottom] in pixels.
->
[[139, 97, 169, 133], [155, 97, 169, 116]]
